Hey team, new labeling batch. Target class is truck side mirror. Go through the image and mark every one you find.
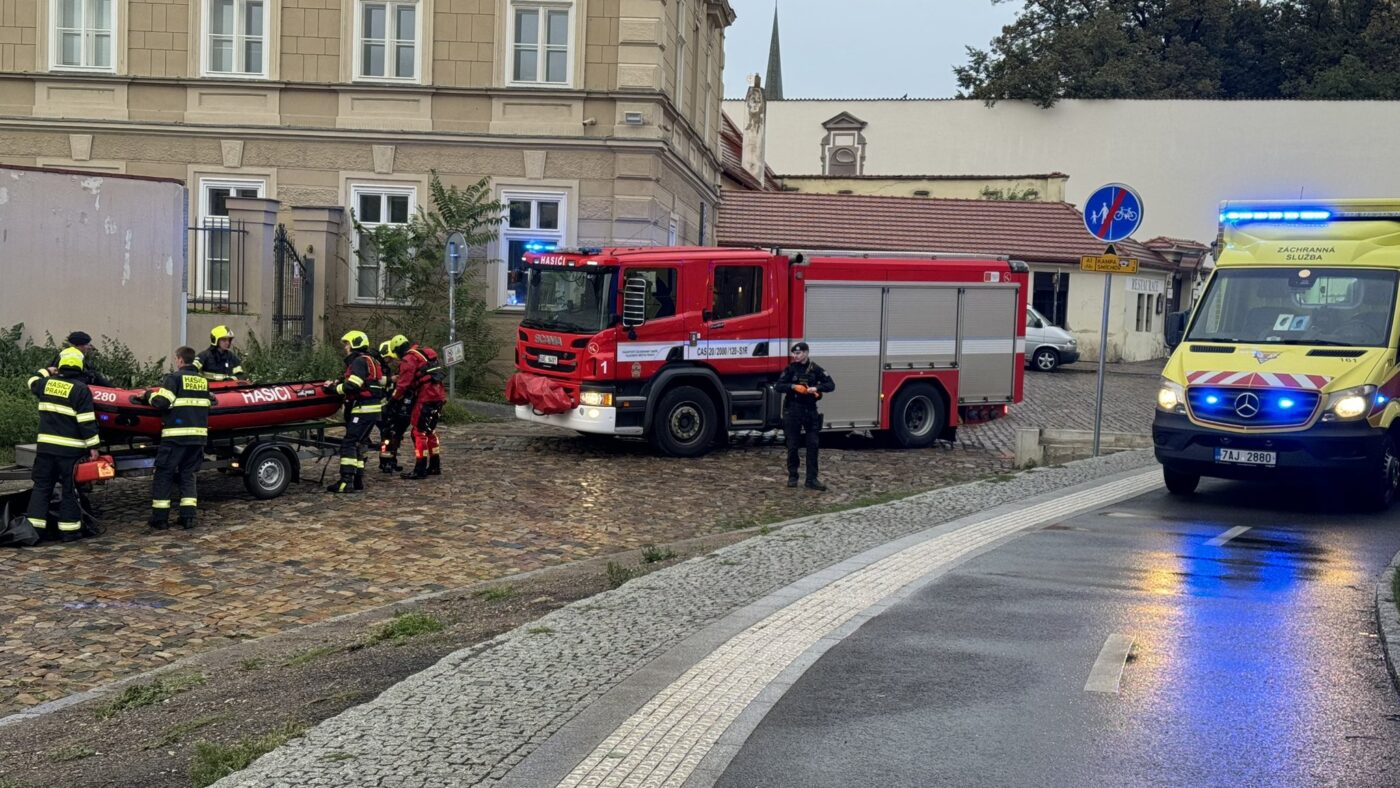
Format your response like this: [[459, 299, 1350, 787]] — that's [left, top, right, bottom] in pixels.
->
[[1165, 311, 1188, 349], [622, 275, 649, 330]]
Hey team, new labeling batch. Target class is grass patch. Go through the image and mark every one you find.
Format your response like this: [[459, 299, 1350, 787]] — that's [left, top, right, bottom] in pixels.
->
[[640, 544, 677, 564], [986, 473, 1018, 484], [367, 611, 444, 646], [527, 626, 554, 635], [238, 658, 265, 672], [142, 713, 232, 750], [0, 446, 13, 465], [283, 644, 343, 667], [321, 751, 356, 763], [606, 561, 641, 589], [47, 745, 95, 762], [440, 400, 490, 425], [96, 673, 205, 720], [758, 525, 772, 536], [474, 586, 516, 602], [189, 722, 307, 787]]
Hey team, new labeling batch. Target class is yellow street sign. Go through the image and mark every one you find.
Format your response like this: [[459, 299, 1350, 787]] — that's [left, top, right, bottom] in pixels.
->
[[1080, 254, 1139, 274]]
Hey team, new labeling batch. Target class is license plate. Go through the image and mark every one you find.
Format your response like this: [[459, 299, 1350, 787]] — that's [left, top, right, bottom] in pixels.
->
[[1215, 448, 1276, 467], [538, 353, 558, 366]]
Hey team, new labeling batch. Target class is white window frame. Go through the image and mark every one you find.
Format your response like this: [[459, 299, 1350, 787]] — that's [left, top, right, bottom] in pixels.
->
[[499, 190, 567, 309], [353, 0, 422, 83], [201, 0, 269, 78], [667, 218, 678, 246], [50, 0, 116, 72], [349, 183, 419, 303], [196, 177, 266, 299], [674, 0, 686, 112], [507, 1, 574, 87]]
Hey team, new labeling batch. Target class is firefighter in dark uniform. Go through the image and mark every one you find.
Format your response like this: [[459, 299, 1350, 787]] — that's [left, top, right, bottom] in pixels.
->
[[47, 330, 114, 387], [25, 348, 100, 541], [195, 325, 248, 381], [775, 341, 835, 491], [376, 337, 412, 473], [137, 346, 213, 530], [324, 330, 385, 493]]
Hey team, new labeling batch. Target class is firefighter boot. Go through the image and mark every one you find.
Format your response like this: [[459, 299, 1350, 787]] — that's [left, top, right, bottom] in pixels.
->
[[805, 478, 828, 492], [428, 455, 441, 476], [179, 515, 196, 531], [379, 455, 398, 473], [354, 470, 366, 491], [148, 518, 170, 531], [327, 472, 357, 494], [401, 459, 429, 480], [787, 474, 799, 488]]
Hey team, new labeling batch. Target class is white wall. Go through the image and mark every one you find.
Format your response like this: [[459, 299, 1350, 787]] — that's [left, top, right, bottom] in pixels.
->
[[724, 99, 1400, 246], [0, 167, 187, 363], [1050, 269, 1169, 362]]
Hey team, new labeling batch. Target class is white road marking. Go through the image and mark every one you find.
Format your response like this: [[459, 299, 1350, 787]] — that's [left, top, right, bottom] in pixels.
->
[[1084, 634, 1135, 694], [1206, 526, 1251, 546], [556, 470, 1162, 788]]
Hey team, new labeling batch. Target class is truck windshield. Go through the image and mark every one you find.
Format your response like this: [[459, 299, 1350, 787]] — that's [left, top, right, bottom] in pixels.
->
[[1187, 267, 1398, 347], [522, 267, 617, 334]]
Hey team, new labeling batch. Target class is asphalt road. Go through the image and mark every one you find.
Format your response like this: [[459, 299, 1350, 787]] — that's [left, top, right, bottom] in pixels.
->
[[717, 477, 1400, 788]]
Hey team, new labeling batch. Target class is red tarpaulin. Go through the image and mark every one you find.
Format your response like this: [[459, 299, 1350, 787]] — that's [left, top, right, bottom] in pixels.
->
[[505, 373, 574, 414]]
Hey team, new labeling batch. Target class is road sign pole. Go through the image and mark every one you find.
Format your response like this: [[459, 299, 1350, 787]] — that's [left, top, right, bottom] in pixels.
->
[[445, 232, 466, 403], [1093, 274, 1111, 457]]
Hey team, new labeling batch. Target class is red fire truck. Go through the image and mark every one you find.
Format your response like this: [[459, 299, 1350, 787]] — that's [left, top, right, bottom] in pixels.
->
[[506, 246, 1028, 457]]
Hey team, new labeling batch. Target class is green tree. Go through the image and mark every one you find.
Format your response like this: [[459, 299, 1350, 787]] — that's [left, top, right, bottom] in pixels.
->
[[353, 173, 506, 395], [956, 0, 1400, 106]]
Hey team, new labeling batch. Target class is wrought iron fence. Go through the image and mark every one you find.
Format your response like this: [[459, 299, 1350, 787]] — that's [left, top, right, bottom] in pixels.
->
[[273, 224, 314, 340], [188, 219, 249, 313]]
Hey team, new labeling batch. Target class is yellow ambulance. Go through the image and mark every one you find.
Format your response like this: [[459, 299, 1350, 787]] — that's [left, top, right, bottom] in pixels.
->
[[1156, 200, 1400, 508]]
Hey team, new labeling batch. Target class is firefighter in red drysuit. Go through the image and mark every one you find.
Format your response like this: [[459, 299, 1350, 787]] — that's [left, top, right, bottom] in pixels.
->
[[322, 330, 385, 493], [375, 338, 412, 473], [387, 335, 446, 479]]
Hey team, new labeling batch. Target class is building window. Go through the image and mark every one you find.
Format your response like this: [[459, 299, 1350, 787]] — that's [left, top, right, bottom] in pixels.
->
[[1136, 293, 1154, 332], [674, 0, 687, 112], [510, 2, 571, 85], [204, 0, 267, 77], [501, 192, 566, 307], [195, 178, 265, 301], [350, 184, 417, 302], [356, 0, 418, 81], [51, 0, 114, 71], [712, 266, 763, 319], [1032, 270, 1069, 327], [667, 218, 679, 246]]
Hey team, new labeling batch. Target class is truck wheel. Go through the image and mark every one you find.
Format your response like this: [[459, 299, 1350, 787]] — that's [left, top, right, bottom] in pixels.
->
[[889, 384, 946, 449], [1163, 466, 1200, 495], [1357, 434, 1400, 511], [244, 448, 293, 499], [649, 385, 717, 457], [1032, 347, 1060, 372]]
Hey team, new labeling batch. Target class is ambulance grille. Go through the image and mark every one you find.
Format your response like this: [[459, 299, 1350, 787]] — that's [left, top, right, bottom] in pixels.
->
[[1306, 349, 1366, 358], [1188, 345, 1234, 353]]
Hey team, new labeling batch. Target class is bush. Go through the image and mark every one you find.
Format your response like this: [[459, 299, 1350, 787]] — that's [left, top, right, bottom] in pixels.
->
[[0, 323, 164, 390], [240, 335, 345, 382], [189, 722, 306, 787], [0, 391, 37, 459]]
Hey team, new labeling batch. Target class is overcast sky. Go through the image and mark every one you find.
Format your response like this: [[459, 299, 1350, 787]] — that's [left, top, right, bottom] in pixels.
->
[[721, 0, 1025, 100]]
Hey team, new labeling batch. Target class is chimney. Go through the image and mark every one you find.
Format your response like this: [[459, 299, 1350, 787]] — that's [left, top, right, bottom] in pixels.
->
[[741, 74, 768, 189]]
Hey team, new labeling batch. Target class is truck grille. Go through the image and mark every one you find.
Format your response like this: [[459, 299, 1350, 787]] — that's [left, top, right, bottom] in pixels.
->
[[525, 345, 577, 373], [1187, 387, 1320, 428]]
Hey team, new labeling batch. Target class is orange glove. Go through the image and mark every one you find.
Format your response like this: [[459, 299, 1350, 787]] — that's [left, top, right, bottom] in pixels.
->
[[792, 384, 809, 394]]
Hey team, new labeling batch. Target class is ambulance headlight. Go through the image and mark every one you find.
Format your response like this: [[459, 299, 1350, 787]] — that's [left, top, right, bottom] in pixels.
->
[[1324, 385, 1376, 421], [579, 391, 613, 407], [1157, 379, 1185, 413]]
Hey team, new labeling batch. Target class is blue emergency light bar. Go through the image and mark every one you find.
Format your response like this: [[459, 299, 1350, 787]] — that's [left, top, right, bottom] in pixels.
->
[[524, 241, 558, 252], [1219, 209, 1332, 223]]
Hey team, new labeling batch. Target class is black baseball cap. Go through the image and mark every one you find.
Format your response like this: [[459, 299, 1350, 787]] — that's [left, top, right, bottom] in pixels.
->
[[790, 341, 809, 353], [67, 331, 92, 346]]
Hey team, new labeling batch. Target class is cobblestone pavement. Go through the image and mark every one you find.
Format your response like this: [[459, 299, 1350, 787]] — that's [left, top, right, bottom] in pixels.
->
[[214, 451, 1158, 788], [0, 422, 1003, 717], [960, 369, 1160, 458]]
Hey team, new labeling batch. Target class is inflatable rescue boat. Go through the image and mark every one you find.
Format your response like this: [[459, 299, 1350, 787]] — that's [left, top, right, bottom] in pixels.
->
[[90, 380, 343, 439]]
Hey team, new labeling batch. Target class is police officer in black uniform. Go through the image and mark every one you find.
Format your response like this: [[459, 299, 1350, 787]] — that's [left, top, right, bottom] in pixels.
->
[[48, 331, 114, 387], [775, 341, 835, 491], [25, 348, 101, 542], [139, 346, 213, 530], [196, 325, 249, 381]]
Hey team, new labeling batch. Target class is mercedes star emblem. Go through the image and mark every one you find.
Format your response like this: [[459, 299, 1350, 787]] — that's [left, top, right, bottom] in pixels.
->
[[1234, 392, 1261, 419]]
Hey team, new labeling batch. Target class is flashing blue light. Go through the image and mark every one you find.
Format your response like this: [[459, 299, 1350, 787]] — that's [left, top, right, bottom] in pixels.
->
[[1219, 209, 1332, 224], [1205, 395, 1220, 405], [1279, 398, 1295, 409], [1378, 394, 1390, 406], [523, 241, 558, 253]]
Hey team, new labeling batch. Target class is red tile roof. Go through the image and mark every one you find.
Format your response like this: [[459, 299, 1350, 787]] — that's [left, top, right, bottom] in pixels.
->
[[720, 112, 780, 191], [716, 191, 1177, 270]]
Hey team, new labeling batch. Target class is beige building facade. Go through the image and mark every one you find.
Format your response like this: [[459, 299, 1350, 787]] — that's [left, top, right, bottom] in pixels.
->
[[777, 173, 1067, 202], [0, 0, 736, 360]]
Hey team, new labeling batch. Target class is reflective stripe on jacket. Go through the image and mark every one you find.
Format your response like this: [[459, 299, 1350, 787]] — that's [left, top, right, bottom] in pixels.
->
[[147, 364, 214, 445], [28, 370, 99, 456]]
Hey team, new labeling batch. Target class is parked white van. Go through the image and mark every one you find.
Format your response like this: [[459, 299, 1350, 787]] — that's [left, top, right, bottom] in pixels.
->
[[1025, 306, 1079, 372]]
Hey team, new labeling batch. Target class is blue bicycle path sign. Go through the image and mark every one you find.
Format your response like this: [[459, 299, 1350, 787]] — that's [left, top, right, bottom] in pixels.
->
[[1083, 183, 1143, 243]]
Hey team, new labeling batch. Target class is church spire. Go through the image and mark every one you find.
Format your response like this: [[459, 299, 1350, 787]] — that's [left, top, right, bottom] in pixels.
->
[[765, 4, 783, 101]]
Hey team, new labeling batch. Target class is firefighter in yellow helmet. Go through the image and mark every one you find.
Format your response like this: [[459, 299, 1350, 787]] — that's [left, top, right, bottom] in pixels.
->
[[24, 348, 100, 542], [375, 336, 413, 473], [322, 330, 385, 493], [195, 325, 248, 382]]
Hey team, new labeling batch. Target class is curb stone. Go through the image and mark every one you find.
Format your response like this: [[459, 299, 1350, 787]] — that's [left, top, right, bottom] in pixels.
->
[[1376, 548, 1400, 696]]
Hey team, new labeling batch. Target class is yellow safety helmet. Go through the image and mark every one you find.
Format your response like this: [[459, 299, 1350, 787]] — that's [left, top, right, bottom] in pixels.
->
[[57, 347, 86, 370], [210, 325, 234, 345], [378, 339, 394, 358], [389, 334, 410, 356], [341, 330, 370, 350]]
